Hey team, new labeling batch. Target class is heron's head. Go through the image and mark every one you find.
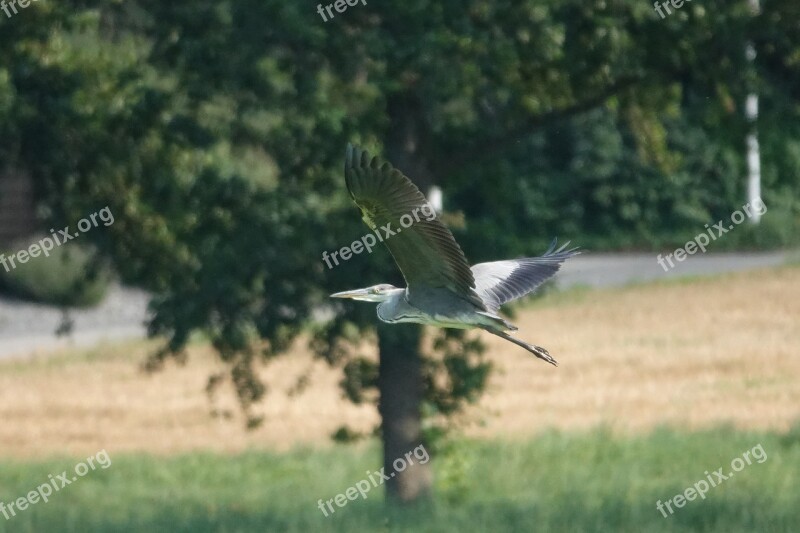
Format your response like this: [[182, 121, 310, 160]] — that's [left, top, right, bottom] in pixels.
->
[[330, 284, 400, 303]]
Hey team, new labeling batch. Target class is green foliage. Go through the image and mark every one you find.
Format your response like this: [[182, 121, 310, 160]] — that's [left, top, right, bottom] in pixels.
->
[[425, 435, 475, 505], [424, 329, 490, 418], [0, 0, 798, 430], [341, 357, 379, 405], [0, 237, 111, 308], [331, 426, 366, 444], [0, 426, 798, 532]]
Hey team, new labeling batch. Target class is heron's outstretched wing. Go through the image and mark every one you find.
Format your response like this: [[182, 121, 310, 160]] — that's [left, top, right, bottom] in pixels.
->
[[344, 144, 484, 309], [471, 239, 580, 313]]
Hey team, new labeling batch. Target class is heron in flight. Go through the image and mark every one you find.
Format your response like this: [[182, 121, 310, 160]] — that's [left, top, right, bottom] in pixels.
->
[[331, 144, 579, 365]]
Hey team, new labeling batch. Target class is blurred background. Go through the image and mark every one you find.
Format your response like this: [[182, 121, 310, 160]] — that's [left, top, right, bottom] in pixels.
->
[[0, 0, 798, 531]]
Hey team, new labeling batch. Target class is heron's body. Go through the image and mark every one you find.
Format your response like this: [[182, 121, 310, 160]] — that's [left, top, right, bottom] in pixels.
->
[[376, 287, 511, 331], [331, 144, 580, 365]]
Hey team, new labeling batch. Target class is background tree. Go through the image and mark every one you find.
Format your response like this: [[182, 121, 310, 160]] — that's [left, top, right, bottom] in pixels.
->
[[1, 0, 798, 504]]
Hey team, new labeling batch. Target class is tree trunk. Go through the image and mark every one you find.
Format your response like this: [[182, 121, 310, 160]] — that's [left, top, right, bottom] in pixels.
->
[[377, 93, 434, 504], [385, 95, 434, 192], [377, 321, 432, 503]]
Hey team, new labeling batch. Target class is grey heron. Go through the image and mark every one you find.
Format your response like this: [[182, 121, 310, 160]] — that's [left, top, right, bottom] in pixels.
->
[[331, 144, 579, 366]]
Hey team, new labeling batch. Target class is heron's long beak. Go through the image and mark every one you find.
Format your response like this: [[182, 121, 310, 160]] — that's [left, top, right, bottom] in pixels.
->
[[330, 288, 376, 302]]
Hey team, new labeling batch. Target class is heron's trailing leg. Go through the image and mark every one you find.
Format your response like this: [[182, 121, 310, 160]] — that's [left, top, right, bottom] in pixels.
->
[[483, 328, 558, 366]]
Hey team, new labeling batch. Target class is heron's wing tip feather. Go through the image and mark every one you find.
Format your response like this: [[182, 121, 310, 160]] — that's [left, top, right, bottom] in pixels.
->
[[471, 240, 580, 312], [342, 142, 482, 307]]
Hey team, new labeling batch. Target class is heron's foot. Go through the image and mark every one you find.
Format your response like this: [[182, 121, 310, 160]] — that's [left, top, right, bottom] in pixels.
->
[[529, 344, 558, 366]]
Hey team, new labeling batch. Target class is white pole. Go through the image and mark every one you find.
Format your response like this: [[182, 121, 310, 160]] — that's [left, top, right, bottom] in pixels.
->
[[746, 0, 762, 224], [427, 185, 443, 214]]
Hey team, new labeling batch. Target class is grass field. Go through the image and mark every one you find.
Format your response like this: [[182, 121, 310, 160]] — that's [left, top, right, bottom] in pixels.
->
[[0, 427, 798, 532], [0, 266, 798, 531]]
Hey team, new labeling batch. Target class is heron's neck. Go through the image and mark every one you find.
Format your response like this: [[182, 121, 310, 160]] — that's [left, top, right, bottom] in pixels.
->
[[376, 289, 408, 322]]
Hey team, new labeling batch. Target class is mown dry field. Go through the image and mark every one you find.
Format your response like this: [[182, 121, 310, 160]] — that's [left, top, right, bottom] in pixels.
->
[[1, 266, 798, 459]]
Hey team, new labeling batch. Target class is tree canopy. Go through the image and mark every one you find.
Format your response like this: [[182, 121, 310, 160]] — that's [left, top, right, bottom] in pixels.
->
[[1, 0, 798, 500]]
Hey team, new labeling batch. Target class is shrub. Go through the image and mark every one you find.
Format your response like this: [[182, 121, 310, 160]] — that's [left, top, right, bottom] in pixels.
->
[[0, 235, 112, 308]]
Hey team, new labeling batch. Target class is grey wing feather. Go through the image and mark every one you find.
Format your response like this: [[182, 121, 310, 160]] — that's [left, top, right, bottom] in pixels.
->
[[344, 144, 485, 309], [471, 239, 580, 312]]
